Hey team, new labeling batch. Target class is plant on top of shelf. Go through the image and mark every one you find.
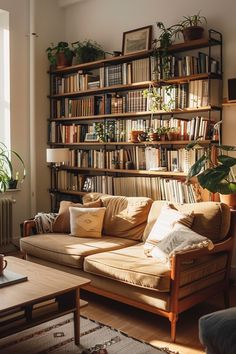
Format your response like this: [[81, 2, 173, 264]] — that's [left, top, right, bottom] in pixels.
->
[[46, 41, 75, 69], [0, 142, 26, 192], [186, 122, 236, 199], [71, 40, 105, 64], [174, 11, 207, 41]]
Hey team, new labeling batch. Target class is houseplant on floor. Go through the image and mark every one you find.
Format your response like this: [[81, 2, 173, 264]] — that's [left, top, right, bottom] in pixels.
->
[[46, 41, 75, 69], [186, 134, 236, 208], [0, 143, 26, 192]]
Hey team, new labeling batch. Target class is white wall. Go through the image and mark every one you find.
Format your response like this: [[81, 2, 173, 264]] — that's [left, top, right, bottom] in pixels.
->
[[63, 0, 236, 276]]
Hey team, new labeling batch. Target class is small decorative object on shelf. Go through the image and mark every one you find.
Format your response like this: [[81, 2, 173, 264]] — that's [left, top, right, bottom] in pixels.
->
[[122, 25, 152, 55], [174, 11, 207, 42]]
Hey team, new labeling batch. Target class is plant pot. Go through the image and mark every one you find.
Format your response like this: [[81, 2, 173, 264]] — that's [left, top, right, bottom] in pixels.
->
[[182, 26, 204, 41], [7, 179, 18, 189], [167, 132, 179, 141], [148, 132, 159, 142], [56, 52, 73, 68], [220, 193, 236, 210], [129, 131, 144, 143]]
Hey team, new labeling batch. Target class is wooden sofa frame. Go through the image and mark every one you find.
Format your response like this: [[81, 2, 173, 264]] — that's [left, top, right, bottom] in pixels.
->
[[22, 210, 236, 342]]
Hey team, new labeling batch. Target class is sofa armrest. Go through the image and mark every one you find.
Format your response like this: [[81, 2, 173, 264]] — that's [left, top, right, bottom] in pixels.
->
[[170, 235, 234, 308], [22, 219, 37, 237]]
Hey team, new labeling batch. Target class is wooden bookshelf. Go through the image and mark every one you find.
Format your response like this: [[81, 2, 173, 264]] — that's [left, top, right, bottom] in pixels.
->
[[47, 30, 223, 206]]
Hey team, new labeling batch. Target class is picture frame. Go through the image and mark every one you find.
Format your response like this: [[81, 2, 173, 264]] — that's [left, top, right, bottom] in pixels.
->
[[84, 133, 99, 142], [122, 25, 152, 56]]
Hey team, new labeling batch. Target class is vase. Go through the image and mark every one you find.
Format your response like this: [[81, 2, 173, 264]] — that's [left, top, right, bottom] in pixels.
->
[[182, 26, 204, 41]]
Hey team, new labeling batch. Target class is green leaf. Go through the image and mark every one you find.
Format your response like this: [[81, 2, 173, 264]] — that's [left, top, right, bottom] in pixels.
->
[[216, 145, 236, 151], [187, 155, 207, 180], [217, 182, 236, 194], [217, 155, 236, 167], [198, 165, 230, 192]]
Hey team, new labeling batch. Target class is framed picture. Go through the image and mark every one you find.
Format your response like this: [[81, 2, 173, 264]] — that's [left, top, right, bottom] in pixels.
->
[[122, 25, 152, 55]]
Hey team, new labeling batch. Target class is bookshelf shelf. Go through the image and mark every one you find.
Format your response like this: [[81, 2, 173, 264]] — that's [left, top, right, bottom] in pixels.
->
[[48, 30, 223, 208]]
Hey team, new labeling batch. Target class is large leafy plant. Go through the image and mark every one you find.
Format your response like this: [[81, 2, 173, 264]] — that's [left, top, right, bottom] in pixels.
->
[[186, 140, 236, 195], [0, 143, 26, 192]]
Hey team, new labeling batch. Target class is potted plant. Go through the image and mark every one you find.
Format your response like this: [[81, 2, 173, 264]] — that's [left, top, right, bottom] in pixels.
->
[[0, 143, 26, 192], [143, 84, 175, 113], [175, 12, 207, 42], [186, 138, 236, 208], [167, 127, 180, 141], [46, 41, 75, 69], [72, 40, 105, 64]]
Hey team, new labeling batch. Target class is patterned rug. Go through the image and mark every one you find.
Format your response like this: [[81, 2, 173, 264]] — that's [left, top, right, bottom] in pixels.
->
[[0, 314, 179, 354]]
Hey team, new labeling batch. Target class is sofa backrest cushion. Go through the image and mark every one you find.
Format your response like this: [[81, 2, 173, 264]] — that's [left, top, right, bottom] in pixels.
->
[[143, 201, 230, 242], [53, 199, 102, 234], [101, 195, 153, 240]]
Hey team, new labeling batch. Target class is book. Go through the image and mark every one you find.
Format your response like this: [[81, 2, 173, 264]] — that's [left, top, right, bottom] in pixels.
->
[[0, 270, 28, 288]]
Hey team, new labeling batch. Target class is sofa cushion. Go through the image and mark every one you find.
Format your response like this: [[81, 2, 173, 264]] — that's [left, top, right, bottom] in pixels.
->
[[53, 199, 102, 234], [101, 196, 153, 240], [20, 234, 138, 269], [70, 207, 106, 238], [144, 203, 194, 252], [84, 244, 171, 292], [143, 201, 230, 242], [84, 244, 228, 293]]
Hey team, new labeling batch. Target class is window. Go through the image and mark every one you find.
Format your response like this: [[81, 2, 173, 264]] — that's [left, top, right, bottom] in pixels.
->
[[0, 9, 10, 148]]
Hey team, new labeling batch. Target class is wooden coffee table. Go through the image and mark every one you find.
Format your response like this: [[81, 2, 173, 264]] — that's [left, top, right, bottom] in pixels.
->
[[0, 257, 90, 345]]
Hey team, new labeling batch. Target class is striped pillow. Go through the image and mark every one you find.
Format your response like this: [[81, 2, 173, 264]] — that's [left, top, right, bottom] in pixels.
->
[[144, 203, 194, 253]]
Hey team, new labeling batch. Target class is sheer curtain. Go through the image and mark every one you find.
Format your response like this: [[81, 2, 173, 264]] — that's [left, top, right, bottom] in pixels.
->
[[0, 9, 10, 149]]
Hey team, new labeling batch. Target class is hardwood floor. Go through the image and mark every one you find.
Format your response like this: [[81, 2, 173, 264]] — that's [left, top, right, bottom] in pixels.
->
[[81, 284, 236, 354]]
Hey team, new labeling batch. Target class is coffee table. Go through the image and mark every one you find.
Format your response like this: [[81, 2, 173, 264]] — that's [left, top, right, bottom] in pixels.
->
[[0, 257, 90, 345]]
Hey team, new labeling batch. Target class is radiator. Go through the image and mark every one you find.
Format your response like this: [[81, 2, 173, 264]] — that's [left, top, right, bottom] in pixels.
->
[[0, 198, 13, 247]]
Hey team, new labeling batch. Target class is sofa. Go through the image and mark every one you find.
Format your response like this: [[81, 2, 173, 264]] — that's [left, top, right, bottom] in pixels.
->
[[20, 194, 235, 342]]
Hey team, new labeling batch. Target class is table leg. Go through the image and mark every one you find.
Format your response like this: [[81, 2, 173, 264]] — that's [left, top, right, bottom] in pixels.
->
[[74, 288, 80, 345]]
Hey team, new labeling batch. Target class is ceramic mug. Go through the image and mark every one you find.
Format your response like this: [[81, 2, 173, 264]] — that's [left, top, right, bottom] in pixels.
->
[[0, 254, 7, 274]]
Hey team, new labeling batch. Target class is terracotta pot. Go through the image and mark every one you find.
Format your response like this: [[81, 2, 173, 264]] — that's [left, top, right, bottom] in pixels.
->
[[219, 193, 236, 209], [56, 52, 73, 68], [129, 130, 144, 143], [167, 132, 179, 141], [182, 26, 204, 41]]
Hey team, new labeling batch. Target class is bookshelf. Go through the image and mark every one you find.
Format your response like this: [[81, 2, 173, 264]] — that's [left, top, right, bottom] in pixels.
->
[[47, 29, 222, 209]]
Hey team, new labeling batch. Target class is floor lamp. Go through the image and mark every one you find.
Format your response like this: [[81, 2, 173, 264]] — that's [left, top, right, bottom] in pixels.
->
[[46, 148, 69, 211]]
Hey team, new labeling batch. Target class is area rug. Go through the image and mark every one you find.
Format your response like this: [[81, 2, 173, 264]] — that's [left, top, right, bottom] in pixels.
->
[[0, 313, 179, 354]]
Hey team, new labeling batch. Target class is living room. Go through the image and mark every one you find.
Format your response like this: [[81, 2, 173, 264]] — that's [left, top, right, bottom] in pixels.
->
[[0, 0, 236, 353]]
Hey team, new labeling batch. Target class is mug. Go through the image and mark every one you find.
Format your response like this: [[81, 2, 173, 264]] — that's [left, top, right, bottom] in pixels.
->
[[0, 254, 7, 274]]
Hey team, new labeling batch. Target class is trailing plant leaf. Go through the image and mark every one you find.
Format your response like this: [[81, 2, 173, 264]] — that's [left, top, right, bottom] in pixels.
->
[[217, 155, 236, 167], [187, 154, 207, 180]]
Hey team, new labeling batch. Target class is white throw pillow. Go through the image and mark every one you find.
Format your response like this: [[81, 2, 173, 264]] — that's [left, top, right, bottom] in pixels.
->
[[147, 223, 214, 262], [144, 203, 194, 254], [69, 207, 106, 238]]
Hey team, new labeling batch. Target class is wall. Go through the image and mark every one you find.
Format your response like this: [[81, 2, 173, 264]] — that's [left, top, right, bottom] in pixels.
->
[[63, 0, 236, 277]]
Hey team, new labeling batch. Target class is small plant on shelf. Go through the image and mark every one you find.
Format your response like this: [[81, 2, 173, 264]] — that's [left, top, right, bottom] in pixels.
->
[[143, 85, 175, 112], [174, 12, 207, 41], [72, 40, 105, 64], [46, 41, 75, 69]]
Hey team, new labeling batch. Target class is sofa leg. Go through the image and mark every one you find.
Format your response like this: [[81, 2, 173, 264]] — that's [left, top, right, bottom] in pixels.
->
[[169, 313, 178, 342]]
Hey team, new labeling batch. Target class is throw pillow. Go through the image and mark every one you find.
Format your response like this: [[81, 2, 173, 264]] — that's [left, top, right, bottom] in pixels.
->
[[52, 199, 102, 233], [144, 203, 194, 253], [146, 223, 214, 262], [69, 207, 106, 238]]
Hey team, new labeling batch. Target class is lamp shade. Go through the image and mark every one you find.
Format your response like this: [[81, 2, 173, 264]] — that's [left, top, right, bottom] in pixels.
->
[[46, 148, 69, 163]]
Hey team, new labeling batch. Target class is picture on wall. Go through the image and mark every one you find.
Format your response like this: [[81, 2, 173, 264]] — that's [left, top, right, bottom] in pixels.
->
[[122, 25, 152, 55]]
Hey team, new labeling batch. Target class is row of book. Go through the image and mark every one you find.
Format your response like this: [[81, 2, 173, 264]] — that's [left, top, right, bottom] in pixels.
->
[[51, 52, 220, 95], [65, 146, 205, 172], [52, 57, 151, 95], [56, 171, 198, 203], [50, 114, 214, 144], [151, 52, 220, 80], [50, 78, 221, 119]]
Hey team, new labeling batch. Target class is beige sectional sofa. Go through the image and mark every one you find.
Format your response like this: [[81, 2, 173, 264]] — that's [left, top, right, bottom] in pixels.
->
[[20, 194, 235, 342]]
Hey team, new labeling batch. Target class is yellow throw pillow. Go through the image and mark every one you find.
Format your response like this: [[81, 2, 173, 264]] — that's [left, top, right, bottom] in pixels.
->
[[53, 199, 102, 233], [69, 207, 106, 238], [144, 203, 194, 253]]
